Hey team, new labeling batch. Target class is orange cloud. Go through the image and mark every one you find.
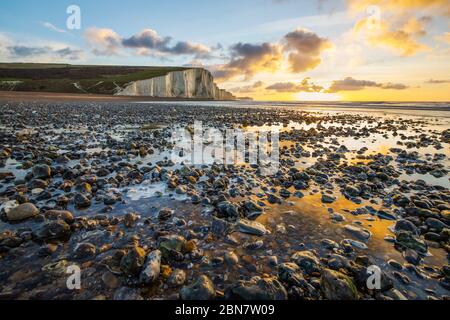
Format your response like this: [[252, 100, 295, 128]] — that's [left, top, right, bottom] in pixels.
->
[[354, 17, 429, 56]]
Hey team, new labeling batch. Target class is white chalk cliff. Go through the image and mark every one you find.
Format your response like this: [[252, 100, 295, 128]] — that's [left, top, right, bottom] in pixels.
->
[[115, 68, 235, 100]]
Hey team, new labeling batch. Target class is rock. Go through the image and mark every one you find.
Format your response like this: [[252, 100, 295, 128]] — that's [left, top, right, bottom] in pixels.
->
[[211, 217, 233, 236], [159, 235, 186, 258], [242, 200, 263, 219], [102, 271, 121, 289], [267, 194, 282, 204], [139, 250, 161, 284], [322, 194, 336, 204], [74, 193, 91, 208], [345, 185, 361, 197], [120, 246, 146, 276], [32, 164, 51, 179], [96, 168, 110, 177], [158, 208, 173, 221], [321, 268, 359, 300], [376, 210, 397, 220], [123, 212, 139, 228], [72, 243, 96, 259], [278, 262, 306, 287], [291, 250, 321, 275], [440, 210, 450, 223], [394, 220, 418, 235], [168, 269, 186, 287], [344, 225, 371, 241], [224, 251, 239, 265], [45, 210, 74, 224], [327, 254, 352, 271], [113, 287, 143, 300], [226, 278, 288, 300], [395, 231, 428, 254], [216, 201, 239, 218], [342, 239, 368, 250], [425, 218, 447, 232], [35, 220, 71, 240], [403, 249, 420, 265], [6, 203, 39, 221], [183, 240, 197, 253], [387, 259, 403, 270], [237, 219, 268, 236], [330, 213, 345, 222], [180, 275, 216, 300]]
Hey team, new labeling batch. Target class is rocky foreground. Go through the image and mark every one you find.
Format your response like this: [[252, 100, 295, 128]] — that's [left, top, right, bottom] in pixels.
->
[[0, 102, 449, 300]]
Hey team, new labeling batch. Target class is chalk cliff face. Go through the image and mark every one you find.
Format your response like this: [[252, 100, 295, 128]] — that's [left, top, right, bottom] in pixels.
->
[[115, 68, 235, 100]]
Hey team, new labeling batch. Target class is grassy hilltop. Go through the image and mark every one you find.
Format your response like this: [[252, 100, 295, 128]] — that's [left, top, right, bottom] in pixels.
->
[[0, 63, 188, 94]]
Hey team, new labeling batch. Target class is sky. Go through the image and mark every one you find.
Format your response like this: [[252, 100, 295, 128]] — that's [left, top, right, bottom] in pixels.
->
[[0, 0, 449, 101]]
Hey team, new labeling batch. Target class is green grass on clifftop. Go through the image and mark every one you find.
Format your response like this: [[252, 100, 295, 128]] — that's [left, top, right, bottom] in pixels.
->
[[0, 63, 189, 94]]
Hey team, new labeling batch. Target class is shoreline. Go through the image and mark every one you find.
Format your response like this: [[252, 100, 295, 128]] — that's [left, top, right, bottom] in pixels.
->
[[0, 91, 449, 113]]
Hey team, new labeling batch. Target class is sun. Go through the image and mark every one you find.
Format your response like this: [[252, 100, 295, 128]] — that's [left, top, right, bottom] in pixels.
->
[[295, 92, 341, 101]]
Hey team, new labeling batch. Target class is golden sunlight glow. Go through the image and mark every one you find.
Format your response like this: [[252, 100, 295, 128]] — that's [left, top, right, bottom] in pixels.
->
[[295, 92, 341, 101]]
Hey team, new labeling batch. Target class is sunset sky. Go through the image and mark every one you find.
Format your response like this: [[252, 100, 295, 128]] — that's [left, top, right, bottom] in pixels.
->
[[0, 0, 449, 101]]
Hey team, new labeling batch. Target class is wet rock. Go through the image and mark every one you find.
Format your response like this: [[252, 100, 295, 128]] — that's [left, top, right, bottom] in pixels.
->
[[330, 213, 345, 222], [113, 287, 143, 300], [345, 185, 361, 197], [159, 235, 186, 258], [278, 262, 306, 287], [395, 231, 428, 254], [32, 164, 51, 179], [96, 168, 110, 177], [322, 194, 336, 204], [158, 208, 174, 221], [425, 218, 447, 232], [291, 250, 322, 275], [102, 271, 121, 289], [45, 210, 74, 224], [327, 254, 352, 271], [74, 193, 91, 208], [226, 278, 288, 300], [216, 201, 239, 218], [211, 217, 233, 236], [237, 219, 268, 236], [321, 268, 359, 300], [72, 243, 97, 259], [168, 269, 186, 287], [180, 275, 216, 300], [342, 239, 368, 250], [267, 194, 282, 204], [224, 251, 239, 265], [344, 225, 371, 241], [388, 259, 403, 270], [376, 210, 396, 221], [35, 220, 71, 240], [139, 250, 161, 284], [242, 200, 263, 219], [394, 220, 418, 235], [6, 203, 39, 221], [124, 212, 139, 228], [120, 246, 146, 276], [402, 249, 421, 265]]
